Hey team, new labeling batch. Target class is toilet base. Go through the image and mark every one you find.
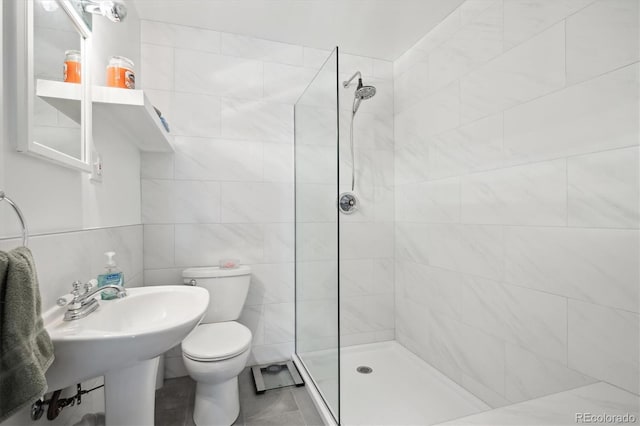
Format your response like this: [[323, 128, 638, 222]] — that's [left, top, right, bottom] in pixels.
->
[[193, 377, 240, 426]]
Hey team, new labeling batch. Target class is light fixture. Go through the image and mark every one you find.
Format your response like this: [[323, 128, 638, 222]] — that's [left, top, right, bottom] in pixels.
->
[[82, 0, 127, 23]]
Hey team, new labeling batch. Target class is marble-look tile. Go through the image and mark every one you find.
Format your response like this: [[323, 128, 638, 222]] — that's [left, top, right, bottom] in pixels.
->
[[294, 105, 336, 147], [340, 222, 394, 260], [395, 222, 432, 264], [394, 44, 429, 82], [248, 342, 295, 365], [296, 223, 337, 262], [263, 303, 294, 344], [394, 57, 430, 114], [461, 159, 567, 226], [340, 110, 394, 151], [263, 143, 293, 183], [140, 152, 174, 180], [141, 179, 175, 224], [173, 137, 263, 182], [140, 44, 174, 91], [339, 53, 373, 77], [174, 224, 263, 266], [460, 372, 511, 409], [428, 2, 503, 93], [460, 278, 567, 363], [174, 49, 263, 99], [428, 113, 504, 179], [503, 0, 595, 50], [238, 305, 264, 346], [340, 259, 374, 298], [295, 184, 336, 223], [246, 263, 294, 305], [460, 22, 565, 123], [505, 226, 639, 313], [503, 63, 639, 165], [221, 33, 303, 66], [396, 261, 462, 319], [373, 187, 394, 223], [568, 300, 639, 394], [396, 178, 461, 223], [505, 343, 596, 404], [221, 98, 293, 143], [394, 140, 430, 185], [263, 223, 294, 263], [294, 145, 336, 184], [144, 268, 183, 286], [263, 63, 317, 104], [141, 20, 221, 53], [340, 298, 374, 335], [303, 47, 332, 69], [143, 225, 174, 269], [437, 382, 639, 425], [395, 81, 460, 147], [568, 146, 640, 228], [566, 0, 639, 84], [174, 180, 221, 224], [220, 182, 293, 223], [443, 314, 506, 396], [170, 92, 221, 138], [296, 260, 338, 301], [427, 224, 504, 281]]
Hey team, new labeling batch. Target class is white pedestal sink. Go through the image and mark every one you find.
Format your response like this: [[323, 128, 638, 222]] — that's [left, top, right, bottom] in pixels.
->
[[42, 286, 209, 426]]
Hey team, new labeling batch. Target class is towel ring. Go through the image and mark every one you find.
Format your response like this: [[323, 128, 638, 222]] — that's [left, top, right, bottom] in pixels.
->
[[0, 191, 29, 247]]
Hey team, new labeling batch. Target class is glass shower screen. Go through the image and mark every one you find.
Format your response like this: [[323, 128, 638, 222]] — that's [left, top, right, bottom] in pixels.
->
[[294, 47, 340, 422]]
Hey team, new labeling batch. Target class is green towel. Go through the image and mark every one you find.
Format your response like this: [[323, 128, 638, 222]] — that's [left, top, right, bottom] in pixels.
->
[[0, 247, 54, 422]]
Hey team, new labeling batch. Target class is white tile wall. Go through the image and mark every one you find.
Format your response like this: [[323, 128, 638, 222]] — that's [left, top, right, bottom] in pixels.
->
[[394, 0, 639, 408], [141, 21, 394, 368]]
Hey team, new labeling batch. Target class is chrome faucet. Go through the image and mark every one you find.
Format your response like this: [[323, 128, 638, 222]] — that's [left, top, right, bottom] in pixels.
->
[[60, 280, 127, 321]]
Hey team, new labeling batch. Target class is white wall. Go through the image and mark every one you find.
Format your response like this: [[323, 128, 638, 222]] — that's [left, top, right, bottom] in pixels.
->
[[394, 0, 639, 408], [0, 2, 144, 424], [139, 20, 395, 375]]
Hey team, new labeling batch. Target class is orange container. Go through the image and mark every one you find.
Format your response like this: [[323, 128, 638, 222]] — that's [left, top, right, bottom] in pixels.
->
[[106, 56, 135, 89], [63, 50, 81, 83]]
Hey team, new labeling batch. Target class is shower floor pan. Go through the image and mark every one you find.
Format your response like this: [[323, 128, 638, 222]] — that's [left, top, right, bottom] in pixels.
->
[[302, 341, 489, 425]]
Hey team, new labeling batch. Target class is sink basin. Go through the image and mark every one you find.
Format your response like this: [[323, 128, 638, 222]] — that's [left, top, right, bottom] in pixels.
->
[[42, 285, 209, 425]]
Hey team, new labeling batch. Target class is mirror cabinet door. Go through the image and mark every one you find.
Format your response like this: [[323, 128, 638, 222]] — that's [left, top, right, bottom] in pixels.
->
[[10, 0, 92, 172]]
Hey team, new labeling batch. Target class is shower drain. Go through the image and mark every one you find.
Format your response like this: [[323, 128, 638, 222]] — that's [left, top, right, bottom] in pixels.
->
[[356, 366, 373, 374]]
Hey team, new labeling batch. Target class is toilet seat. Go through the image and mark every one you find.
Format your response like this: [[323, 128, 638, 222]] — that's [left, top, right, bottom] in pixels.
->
[[183, 321, 252, 362]]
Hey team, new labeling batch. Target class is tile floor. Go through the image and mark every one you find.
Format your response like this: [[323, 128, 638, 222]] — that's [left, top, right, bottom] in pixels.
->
[[155, 368, 324, 426]]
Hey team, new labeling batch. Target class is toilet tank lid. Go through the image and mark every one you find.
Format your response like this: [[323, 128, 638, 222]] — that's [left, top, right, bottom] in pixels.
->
[[183, 265, 251, 278]]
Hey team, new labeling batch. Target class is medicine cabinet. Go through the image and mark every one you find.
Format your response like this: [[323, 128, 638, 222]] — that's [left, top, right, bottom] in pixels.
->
[[5, 0, 94, 172]]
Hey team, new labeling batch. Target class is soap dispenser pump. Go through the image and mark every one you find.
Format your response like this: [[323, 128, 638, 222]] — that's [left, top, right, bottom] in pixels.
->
[[97, 251, 124, 300]]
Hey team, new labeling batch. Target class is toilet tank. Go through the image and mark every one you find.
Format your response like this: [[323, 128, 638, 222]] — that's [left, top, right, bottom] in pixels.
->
[[182, 266, 251, 323]]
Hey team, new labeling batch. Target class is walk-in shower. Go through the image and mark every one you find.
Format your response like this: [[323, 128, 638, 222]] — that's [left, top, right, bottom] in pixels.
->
[[293, 1, 640, 422]]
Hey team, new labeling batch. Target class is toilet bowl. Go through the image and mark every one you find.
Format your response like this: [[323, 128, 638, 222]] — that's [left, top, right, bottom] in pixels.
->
[[180, 266, 252, 426]]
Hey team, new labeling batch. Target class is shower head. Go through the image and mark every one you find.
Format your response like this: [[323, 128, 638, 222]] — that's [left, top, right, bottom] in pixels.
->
[[355, 84, 376, 100], [344, 73, 376, 114]]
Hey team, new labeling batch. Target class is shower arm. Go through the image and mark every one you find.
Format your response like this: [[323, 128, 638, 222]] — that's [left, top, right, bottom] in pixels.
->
[[343, 71, 362, 88]]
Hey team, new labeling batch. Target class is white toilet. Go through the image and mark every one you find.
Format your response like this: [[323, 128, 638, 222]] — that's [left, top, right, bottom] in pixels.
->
[[181, 266, 252, 426]]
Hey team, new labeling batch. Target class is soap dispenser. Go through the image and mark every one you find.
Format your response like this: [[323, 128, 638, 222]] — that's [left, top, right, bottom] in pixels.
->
[[97, 251, 124, 300]]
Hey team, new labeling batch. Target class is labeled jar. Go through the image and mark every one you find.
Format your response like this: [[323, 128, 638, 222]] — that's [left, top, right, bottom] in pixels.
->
[[106, 56, 135, 89], [63, 50, 81, 84]]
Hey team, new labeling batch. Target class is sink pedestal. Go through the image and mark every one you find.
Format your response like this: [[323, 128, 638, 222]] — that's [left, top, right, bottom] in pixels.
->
[[104, 357, 160, 426]]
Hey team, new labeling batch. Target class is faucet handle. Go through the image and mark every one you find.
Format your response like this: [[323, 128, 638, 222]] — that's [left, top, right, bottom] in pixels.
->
[[71, 280, 82, 296], [84, 279, 96, 293]]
